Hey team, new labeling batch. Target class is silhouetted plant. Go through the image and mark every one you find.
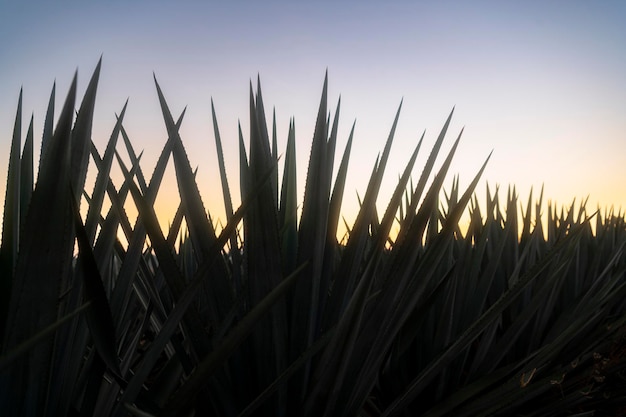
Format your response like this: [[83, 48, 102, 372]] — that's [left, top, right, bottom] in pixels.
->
[[1, 59, 625, 416]]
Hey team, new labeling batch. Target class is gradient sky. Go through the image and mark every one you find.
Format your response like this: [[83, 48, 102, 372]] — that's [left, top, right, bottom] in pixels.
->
[[1, 1, 625, 238]]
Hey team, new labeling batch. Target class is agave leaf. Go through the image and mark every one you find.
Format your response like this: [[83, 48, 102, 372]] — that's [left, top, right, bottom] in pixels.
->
[[0, 73, 77, 416], [324, 100, 403, 327], [340, 137, 485, 416], [390, 262, 456, 359], [154, 77, 215, 251], [143, 109, 184, 203], [520, 187, 534, 241], [295, 96, 341, 409], [239, 326, 335, 417], [0, 300, 92, 372], [84, 100, 128, 243], [119, 302, 155, 377], [115, 180, 209, 416], [154, 76, 233, 323], [211, 99, 244, 297], [211, 98, 234, 219], [111, 148, 140, 232], [239, 121, 249, 200], [307, 105, 407, 415], [161, 262, 309, 416], [38, 82, 55, 175], [19, 114, 34, 226], [526, 259, 572, 352], [140, 352, 185, 409], [244, 80, 288, 413], [304, 232, 376, 417], [0, 89, 22, 338], [349, 133, 425, 374], [357, 132, 425, 309], [318, 120, 355, 321], [396, 108, 454, 246], [70, 58, 101, 197], [279, 118, 298, 274], [272, 107, 279, 204], [52, 76, 124, 416], [421, 362, 519, 417], [124, 404, 158, 417], [543, 254, 625, 348], [365, 129, 464, 336], [70, 190, 120, 375], [166, 200, 185, 246], [373, 131, 424, 261], [574, 242, 625, 308], [126, 172, 210, 355], [117, 161, 277, 415], [468, 195, 517, 322], [325, 97, 340, 185], [467, 249, 530, 377], [120, 124, 148, 193], [457, 367, 557, 416], [326, 120, 354, 246], [475, 296, 619, 416], [51, 62, 103, 384], [381, 216, 590, 416], [254, 75, 277, 201], [392, 129, 465, 262], [289, 74, 331, 401], [51, 145, 136, 415], [92, 150, 143, 284], [90, 145, 134, 243], [109, 111, 182, 323]]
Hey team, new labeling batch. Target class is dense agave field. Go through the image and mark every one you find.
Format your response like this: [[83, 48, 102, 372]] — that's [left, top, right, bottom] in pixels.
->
[[1, 60, 625, 416]]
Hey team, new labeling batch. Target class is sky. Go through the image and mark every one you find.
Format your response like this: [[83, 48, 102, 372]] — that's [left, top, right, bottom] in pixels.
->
[[1, 1, 625, 239]]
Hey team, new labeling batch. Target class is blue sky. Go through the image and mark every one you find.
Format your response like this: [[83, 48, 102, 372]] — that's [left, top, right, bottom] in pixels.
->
[[1, 1, 625, 234]]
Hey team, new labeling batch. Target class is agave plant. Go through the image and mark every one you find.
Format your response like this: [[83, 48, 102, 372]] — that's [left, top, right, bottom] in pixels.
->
[[1, 58, 625, 417]]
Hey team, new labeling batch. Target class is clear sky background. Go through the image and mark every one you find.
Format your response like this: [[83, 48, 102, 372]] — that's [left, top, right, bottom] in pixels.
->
[[1, 1, 625, 238]]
